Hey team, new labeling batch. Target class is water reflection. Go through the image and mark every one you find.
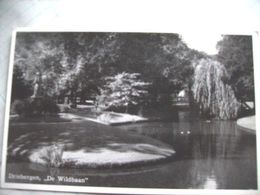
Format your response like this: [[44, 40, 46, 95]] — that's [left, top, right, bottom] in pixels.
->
[[6, 111, 257, 189], [202, 175, 217, 189], [115, 111, 257, 189]]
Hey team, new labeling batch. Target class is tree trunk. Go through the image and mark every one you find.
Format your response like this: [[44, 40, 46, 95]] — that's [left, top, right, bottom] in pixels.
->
[[70, 90, 77, 108]]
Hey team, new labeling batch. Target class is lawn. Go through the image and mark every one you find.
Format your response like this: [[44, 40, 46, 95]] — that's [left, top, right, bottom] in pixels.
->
[[10, 114, 71, 123], [8, 119, 175, 168]]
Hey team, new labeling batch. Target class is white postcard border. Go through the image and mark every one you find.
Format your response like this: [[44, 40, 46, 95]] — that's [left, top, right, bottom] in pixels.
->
[[1, 28, 259, 195]]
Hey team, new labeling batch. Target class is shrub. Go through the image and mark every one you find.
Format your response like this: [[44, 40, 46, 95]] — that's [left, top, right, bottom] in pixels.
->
[[11, 97, 59, 116], [31, 144, 64, 168], [11, 99, 25, 115], [41, 97, 60, 114], [42, 144, 64, 168]]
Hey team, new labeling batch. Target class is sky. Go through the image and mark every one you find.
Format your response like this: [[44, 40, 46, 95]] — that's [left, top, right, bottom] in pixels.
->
[[181, 33, 223, 55], [23, 0, 259, 56]]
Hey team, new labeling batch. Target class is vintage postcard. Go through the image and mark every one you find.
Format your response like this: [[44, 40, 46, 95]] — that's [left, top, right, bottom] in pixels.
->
[[1, 30, 259, 194]]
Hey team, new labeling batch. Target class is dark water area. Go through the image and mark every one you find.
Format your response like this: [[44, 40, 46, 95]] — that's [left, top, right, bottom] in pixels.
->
[[114, 111, 257, 189], [6, 110, 257, 189]]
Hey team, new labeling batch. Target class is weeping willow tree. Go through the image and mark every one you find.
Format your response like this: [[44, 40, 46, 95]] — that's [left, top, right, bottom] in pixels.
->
[[192, 58, 240, 119]]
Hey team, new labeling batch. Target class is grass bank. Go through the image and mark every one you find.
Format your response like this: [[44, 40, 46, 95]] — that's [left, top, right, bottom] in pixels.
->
[[8, 119, 175, 169]]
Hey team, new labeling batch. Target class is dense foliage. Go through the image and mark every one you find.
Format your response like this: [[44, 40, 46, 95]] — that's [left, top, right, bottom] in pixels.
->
[[13, 32, 196, 106], [217, 35, 255, 103], [12, 97, 59, 116], [11, 32, 254, 119], [11, 66, 33, 102]]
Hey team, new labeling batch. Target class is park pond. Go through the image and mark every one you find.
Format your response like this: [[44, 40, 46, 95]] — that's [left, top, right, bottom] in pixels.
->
[[6, 110, 257, 189]]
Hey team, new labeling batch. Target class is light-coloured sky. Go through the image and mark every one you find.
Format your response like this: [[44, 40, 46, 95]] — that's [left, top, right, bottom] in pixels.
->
[[181, 33, 223, 55], [24, 0, 259, 55]]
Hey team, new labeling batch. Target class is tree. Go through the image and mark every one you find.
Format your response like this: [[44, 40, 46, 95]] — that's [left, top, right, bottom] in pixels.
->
[[14, 32, 121, 107], [98, 72, 150, 113], [11, 65, 33, 102], [115, 33, 201, 105], [192, 58, 240, 119], [216, 35, 255, 103], [58, 33, 121, 106], [14, 33, 66, 99], [13, 32, 209, 110]]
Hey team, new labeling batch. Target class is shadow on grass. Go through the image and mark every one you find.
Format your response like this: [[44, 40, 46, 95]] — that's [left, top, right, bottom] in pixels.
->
[[10, 114, 72, 123], [7, 120, 175, 167]]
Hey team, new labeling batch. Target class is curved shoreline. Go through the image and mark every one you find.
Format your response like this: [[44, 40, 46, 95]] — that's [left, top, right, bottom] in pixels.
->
[[8, 118, 176, 169], [26, 153, 176, 170], [237, 115, 256, 134]]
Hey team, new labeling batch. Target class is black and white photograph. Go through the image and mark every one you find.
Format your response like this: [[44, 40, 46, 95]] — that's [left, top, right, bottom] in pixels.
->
[[1, 30, 258, 193]]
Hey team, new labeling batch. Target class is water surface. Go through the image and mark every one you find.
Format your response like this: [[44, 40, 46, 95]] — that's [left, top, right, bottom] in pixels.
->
[[6, 111, 257, 189]]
